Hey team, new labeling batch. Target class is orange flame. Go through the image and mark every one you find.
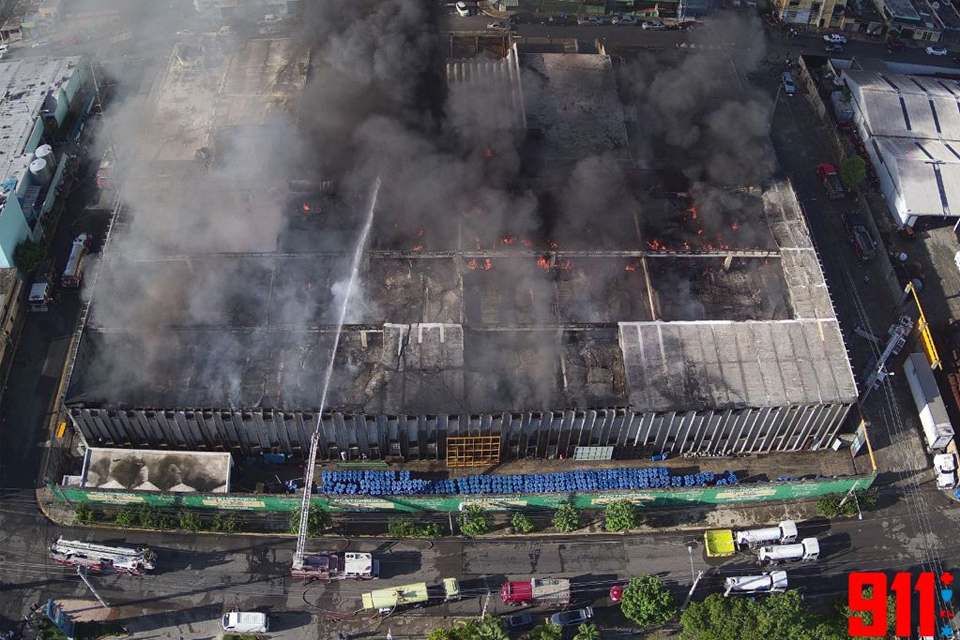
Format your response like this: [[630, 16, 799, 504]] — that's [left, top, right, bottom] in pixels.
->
[[730, 220, 740, 231], [412, 245, 423, 252], [547, 240, 558, 249], [537, 256, 551, 269], [468, 258, 478, 270], [302, 203, 311, 212], [482, 258, 493, 271], [682, 241, 691, 251], [646, 239, 666, 251], [706, 243, 715, 251], [625, 264, 638, 272], [501, 236, 516, 245], [688, 205, 698, 220]]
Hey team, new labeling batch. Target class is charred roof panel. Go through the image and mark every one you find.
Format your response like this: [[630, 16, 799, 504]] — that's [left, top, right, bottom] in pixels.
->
[[618, 320, 856, 412]]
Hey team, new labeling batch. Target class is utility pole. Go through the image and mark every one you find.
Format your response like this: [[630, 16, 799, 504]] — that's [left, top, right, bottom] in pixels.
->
[[682, 571, 704, 611], [76, 567, 109, 609], [838, 479, 863, 520]]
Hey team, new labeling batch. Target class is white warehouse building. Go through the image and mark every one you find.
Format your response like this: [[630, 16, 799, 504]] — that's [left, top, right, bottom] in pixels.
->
[[842, 68, 960, 229]]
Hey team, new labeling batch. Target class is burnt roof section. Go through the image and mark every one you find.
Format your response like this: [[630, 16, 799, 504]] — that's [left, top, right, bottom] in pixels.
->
[[66, 47, 857, 415]]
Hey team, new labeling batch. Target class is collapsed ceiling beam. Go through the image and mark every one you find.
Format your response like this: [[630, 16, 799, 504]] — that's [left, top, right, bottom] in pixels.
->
[[110, 249, 781, 263]]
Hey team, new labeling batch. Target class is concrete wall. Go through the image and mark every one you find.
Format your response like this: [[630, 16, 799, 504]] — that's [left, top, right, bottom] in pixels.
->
[[0, 195, 30, 268], [70, 403, 852, 461], [49, 472, 876, 512]]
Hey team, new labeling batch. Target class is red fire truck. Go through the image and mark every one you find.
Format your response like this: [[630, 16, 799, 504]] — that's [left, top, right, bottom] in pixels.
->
[[501, 578, 571, 606]]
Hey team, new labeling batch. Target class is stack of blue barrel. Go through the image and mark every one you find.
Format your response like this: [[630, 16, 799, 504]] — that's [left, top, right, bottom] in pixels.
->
[[713, 470, 739, 486], [319, 467, 738, 497]]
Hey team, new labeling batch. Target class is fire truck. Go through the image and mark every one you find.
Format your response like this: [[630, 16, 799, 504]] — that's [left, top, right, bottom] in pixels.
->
[[501, 578, 571, 606], [49, 537, 156, 576], [290, 551, 380, 580], [361, 578, 460, 613]]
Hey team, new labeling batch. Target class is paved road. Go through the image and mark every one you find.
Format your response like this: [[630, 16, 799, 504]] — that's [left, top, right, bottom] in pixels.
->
[[1, 490, 958, 639]]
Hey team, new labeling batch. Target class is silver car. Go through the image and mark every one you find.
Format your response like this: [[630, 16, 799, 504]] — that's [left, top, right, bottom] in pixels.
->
[[548, 607, 594, 627]]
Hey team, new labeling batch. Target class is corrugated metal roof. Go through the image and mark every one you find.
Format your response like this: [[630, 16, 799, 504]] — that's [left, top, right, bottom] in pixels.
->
[[618, 320, 857, 412]]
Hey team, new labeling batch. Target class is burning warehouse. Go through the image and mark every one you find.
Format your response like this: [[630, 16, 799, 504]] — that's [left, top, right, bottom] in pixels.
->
[[64, 25, 857, 462]]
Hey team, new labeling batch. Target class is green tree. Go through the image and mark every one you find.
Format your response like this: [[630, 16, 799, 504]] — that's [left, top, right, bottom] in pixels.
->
[[73, 503, 97, 525], [604, 500, 643, 532], [387, 517, 443, 538], [178, 509, 202, 532], [840, 155, 867, 190], [620, 575, 677, 627], [529, 624, 562, 640], [427, 629, 458, 640], [114, 508, 136, 528], [817, 488, 878, 518], [459, 504, 492, 537], [13, 240, 46, 274], [573, 623, 601, 640], [289, 505, 332, 537], [510, 511, 535, 534], [832, 587, 895, 640], [470, 615, 508, 640], [680, 591, 826, 640], [211, 512, 239, 533], [552, 502, 582, 533]]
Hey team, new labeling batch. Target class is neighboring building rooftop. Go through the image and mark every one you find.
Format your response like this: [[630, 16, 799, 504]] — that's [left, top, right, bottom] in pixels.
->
[[844, 68, 960, 218], [520, 53, 631, 161], [0, 267, 17, 299], [0, 57, 81, 193], [80, 447, 232, 492], [880, 0, 922, 20]]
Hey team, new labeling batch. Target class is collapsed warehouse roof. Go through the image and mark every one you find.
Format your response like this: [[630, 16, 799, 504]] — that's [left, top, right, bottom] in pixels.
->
[[66, 41, 857, 458]]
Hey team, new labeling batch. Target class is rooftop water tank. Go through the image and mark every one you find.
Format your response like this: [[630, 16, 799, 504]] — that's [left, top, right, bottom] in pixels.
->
[[35, 144, 57, 168], [30, 158, 53, 186]]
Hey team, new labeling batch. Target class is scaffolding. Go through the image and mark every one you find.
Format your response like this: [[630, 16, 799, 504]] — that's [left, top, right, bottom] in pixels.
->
[[447, 435, 501, 467]]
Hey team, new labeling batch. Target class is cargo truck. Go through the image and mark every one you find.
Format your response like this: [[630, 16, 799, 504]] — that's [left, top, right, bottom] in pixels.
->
[[734, 520, 798, 548], [934, 440, 958, 490], [362, 578, 460, 613], [757, 538, 819, 564], [724, 571, 788, 595], [28, 258, 57, 312], [501, 578, 571, 606], [903, 353, 955, 451]]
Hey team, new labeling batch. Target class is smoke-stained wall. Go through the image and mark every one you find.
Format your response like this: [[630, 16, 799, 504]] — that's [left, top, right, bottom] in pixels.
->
[[70, 403, 850, 460]]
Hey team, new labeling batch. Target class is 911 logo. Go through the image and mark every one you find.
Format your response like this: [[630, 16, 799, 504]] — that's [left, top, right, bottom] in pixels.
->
[[848, 572, 955, 637]]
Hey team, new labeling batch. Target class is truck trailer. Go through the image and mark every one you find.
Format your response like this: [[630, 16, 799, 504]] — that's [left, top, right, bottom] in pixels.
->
[[734, 520, 798, 548], [724, 571, 788, 595], [903, 353, 955, 451], [757, 538, 819, 564], [501, 578, 571, 606]]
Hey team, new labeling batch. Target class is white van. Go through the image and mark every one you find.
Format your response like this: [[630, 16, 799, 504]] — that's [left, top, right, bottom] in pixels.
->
[[221, 611, 269, 634]]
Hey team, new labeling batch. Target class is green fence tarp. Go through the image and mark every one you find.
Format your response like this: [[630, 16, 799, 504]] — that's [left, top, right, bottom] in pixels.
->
[[50, 474, 876, 513]]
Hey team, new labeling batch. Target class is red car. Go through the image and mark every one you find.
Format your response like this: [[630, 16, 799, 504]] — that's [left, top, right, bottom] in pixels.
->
[[610, 584, 624, 602], [96, 162, 112, 189]]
